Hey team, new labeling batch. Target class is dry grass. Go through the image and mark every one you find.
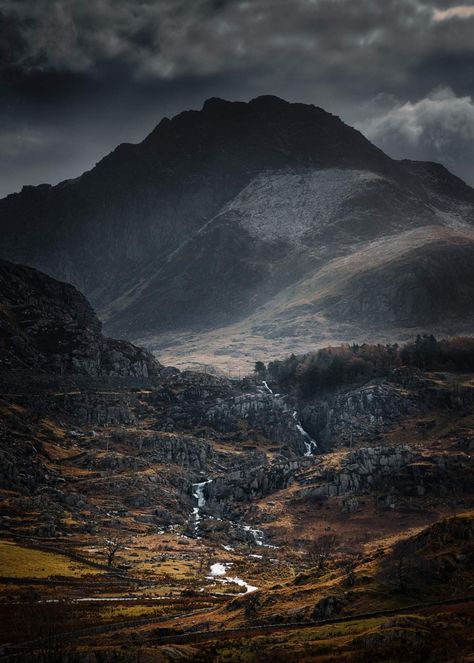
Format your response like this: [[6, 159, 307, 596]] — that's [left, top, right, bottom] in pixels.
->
[[0, 540, 102, 578]]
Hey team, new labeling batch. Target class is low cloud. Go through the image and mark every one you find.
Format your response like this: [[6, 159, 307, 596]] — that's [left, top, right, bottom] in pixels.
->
[[433, 5, 474, 21], [357, 88, 474, 184]]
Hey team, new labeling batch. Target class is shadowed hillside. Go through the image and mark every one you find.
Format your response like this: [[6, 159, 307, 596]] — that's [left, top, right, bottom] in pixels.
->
[[1, 97, 473, 370]]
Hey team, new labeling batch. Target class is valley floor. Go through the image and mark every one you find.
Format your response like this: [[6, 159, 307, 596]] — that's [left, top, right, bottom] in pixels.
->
[[0, 367, 473, 661]]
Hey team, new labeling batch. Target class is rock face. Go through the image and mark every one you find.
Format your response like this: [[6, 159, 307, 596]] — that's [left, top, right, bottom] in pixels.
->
[[323, 235, 474, 328], [47, 392, 138, 425], [1, 96, 473, 356], [0, 259, 161, 378], [331, 445, 416, 496], [111, 431, 216, 471], [205, 458, 303, 507], [300, 381, 415, 449], [297, 444, 474, 503], [206, 392, 310, 455], [297, 445, 416, 500]]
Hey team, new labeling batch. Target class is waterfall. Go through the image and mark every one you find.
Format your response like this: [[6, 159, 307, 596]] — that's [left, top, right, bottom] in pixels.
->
[[261, 381, 318, 458], [293, 411, 318, 456], [243, 525, 265, 546], [191, 479, 212, 531], [261, 380, 273, 394]]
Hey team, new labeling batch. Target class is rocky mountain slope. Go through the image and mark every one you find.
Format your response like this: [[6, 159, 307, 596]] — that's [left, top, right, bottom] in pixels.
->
[[1, 96, 473, 369], [0, 259, 161, 379], [0, 263, 472, 660]]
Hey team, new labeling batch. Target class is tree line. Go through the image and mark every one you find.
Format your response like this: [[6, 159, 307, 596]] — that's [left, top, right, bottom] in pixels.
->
[[255, 335, 474, 398]]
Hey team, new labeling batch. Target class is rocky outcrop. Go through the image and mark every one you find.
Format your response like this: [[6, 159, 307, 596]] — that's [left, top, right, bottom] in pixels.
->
[[12, 391, 138, 425], [205, 458, 303, 507], [297, 444, 473, 504], [0, 447, 46, 492], [311, 595, 346, 620], [79, 451, 148, 472], [300, 381, 415, 449], [0, 259, 161, 378], [298, 445, 416, 499], [112, 431, 216, 470], [206, 392, 311, 455]]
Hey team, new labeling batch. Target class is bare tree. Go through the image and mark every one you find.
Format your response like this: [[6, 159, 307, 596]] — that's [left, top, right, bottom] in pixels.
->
[[104, 537, 124, 567], [308, 533, 338, 572], [342, 558, 357, 587]]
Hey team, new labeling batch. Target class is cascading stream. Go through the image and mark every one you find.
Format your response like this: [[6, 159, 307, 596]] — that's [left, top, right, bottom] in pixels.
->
[[191, 479, 212, 531], [189, 382, 317, 546], [292, 410, 318, 456], [260, 380, 318, 457], [207, 562, 257, 594], [261, 380, 273, 394]]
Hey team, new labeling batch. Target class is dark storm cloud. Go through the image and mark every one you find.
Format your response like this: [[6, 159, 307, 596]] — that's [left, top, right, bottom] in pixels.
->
[[1, 0, 474, 195], [356, 87, 474, 183]]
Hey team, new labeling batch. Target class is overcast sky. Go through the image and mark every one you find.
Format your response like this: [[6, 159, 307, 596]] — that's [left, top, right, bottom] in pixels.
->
[[1, 0, 474, 197]]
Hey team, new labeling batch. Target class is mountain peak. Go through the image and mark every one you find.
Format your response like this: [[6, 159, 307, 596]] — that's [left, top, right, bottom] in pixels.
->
[[140, 93, 387, 174], [249, 94, 290, 106], [1, 95, 473, 357], [201, 95, 291, 113], [201, 96, 236, 111]]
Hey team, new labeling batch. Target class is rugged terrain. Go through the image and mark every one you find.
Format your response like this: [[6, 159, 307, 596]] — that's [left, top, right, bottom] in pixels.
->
[[1, 97, 473, 371], [0, 258, 161, 379], [0, 261, 473, 661]]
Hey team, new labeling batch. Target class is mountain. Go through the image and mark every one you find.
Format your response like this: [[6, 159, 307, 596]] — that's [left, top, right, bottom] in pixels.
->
[[1, 96, 473, 369], [0, 259, 161, 379]]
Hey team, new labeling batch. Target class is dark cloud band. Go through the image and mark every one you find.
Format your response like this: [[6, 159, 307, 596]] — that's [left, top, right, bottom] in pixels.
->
[[1, 0, 474, 194]]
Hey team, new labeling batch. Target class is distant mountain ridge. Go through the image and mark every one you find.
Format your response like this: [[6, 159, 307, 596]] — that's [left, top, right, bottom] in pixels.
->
[[1, 95, 473, 368]]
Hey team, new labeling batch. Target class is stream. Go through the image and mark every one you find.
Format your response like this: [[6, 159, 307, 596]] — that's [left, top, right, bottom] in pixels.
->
[[261, 380, 318, 455], [292, 410, 318, 456], [261, 380, 318, 456], [207, 562, 258, 594], [192, 479, 213, 531]]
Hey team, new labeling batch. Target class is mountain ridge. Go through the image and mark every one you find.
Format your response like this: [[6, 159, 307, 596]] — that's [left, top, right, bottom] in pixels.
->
[[1, 95, 473, 368]]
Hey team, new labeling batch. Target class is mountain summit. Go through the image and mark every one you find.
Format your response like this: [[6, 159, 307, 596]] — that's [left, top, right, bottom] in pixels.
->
[[1, 96, 473, 370]]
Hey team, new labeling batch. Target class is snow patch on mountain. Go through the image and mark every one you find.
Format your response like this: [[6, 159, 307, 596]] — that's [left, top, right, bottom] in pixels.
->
[[221, 169, 388, 243]]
